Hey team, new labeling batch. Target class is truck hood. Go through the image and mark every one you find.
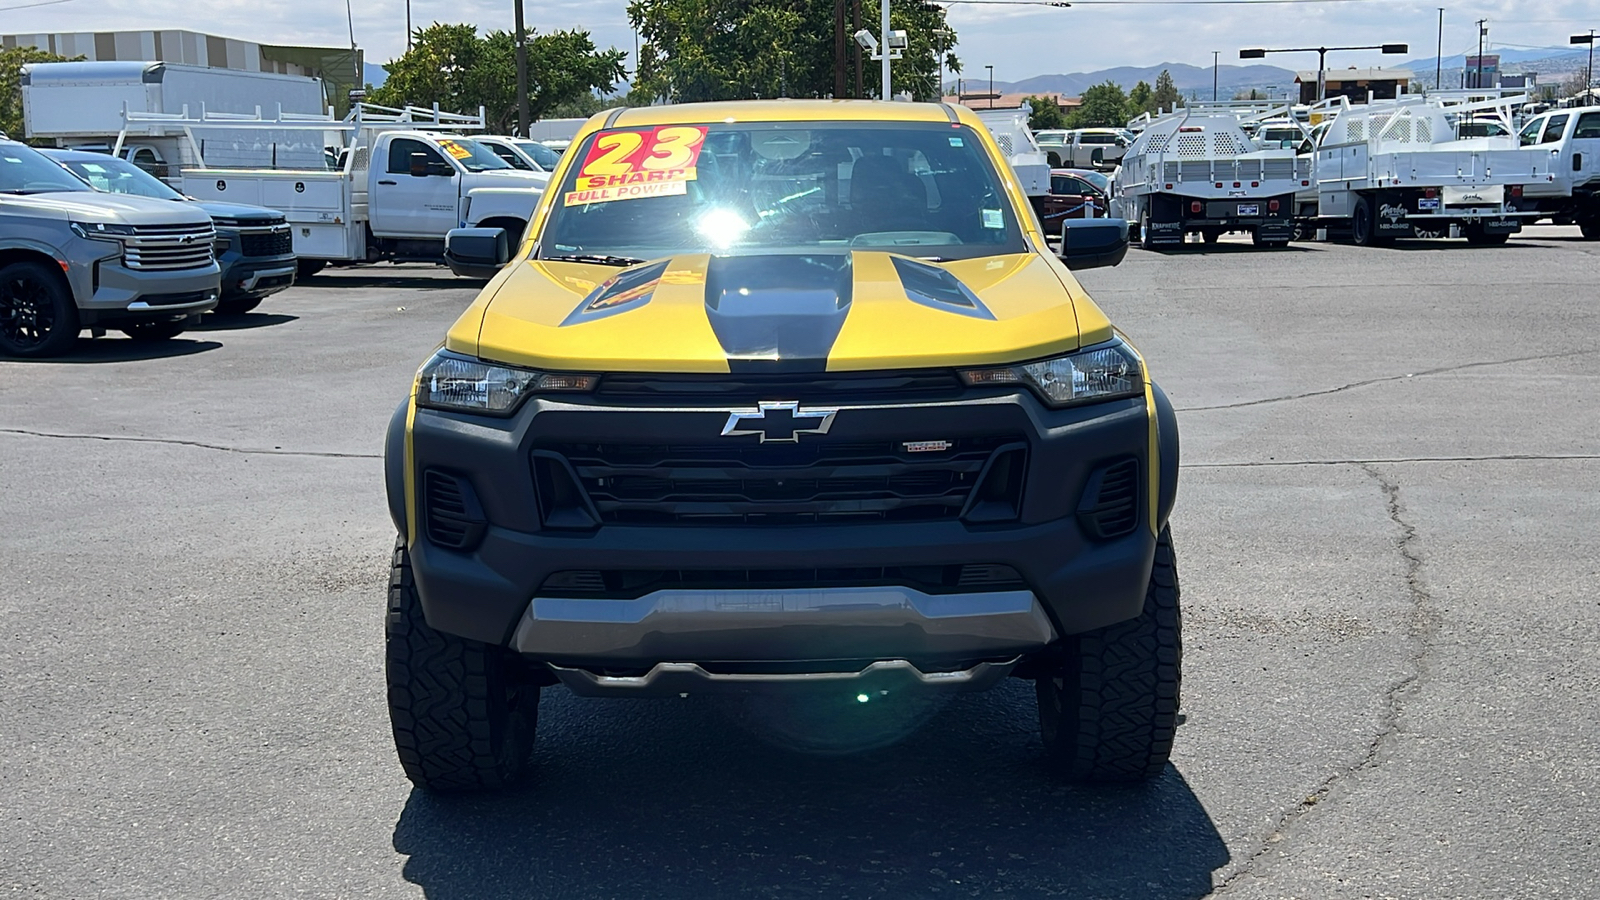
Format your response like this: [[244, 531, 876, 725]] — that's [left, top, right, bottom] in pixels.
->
[[195, 200, 284, 222], [9, 191, 216, 226], [460, 251, 1090, 373]]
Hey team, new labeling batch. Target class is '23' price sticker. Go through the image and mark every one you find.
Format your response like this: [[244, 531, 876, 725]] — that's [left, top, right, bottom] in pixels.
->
[[563, 126, 708, 207]]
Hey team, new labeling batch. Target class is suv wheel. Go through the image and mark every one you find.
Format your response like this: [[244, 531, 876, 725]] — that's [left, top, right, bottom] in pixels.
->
[[0, 261, 79, 358], [121, 319, 187, 342], [386, 539, 538, 792], [1036, 528, 1181, 782]]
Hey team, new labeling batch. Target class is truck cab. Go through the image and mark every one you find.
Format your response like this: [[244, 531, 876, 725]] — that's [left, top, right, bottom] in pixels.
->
[[1515, 107, 1600, 237]]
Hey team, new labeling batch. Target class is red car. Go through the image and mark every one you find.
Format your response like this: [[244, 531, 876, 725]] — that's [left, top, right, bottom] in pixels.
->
[[1032, 168, 1111, 236]]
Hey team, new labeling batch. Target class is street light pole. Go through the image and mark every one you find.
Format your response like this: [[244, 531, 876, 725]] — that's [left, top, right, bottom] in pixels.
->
[[1213, 50, 1218, 100], [1240, 43, 1408, 103], [1475, 19, 1487, 91], [986, 64, 994, 108], [1574, 31, 1597, 97], [1435, 8, 1443, 90], [406, 0, 412, 52], [880, 0, 891, 99]]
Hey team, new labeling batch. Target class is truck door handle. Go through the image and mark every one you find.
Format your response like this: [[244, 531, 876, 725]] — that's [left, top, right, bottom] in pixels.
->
[[378, 179, 398, 185]]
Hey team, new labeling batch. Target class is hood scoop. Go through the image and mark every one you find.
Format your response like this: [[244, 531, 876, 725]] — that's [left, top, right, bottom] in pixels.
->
[[703, 254, 853, 373]]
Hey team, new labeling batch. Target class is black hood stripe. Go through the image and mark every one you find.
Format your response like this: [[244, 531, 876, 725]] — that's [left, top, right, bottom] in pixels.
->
[[704, 255, 853, 374]]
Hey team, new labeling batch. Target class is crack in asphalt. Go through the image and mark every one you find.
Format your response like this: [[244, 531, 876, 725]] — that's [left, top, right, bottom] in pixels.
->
[[0, 428, 381, 460], [1213, 464, 1439, 894], [1186, 453, 1600, 468], [1177, 348, 1596, 413]]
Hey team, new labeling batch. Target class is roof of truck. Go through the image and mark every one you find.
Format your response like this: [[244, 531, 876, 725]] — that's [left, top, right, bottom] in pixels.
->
[[601, 100, 962, 130]]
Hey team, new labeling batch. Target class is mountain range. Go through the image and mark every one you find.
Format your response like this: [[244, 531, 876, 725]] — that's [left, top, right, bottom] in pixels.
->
[[978, 48, 1591, 99]]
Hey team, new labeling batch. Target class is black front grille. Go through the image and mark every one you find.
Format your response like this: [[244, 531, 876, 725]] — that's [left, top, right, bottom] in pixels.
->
[[239, 230, 293, 257], [547, 436, 1024, 526], [597, 370, 965, 405], [1077, 457, 1140, 540], [141, 291, 213, 307], [539, 564, 1027, 599]]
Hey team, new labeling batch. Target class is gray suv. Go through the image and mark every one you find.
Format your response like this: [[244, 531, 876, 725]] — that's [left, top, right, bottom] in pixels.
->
[[1, 138, 219, 358], [43, 149, 296, 314]]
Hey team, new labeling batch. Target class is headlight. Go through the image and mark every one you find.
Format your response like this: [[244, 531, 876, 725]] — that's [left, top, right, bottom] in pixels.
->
[[415, 350, 597, 415], [958, 339, 1143, 407], [70, 221, 137, 240]]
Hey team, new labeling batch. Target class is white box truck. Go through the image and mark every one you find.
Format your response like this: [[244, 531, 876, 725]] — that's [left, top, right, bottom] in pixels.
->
[[21, 60, 330, 177]]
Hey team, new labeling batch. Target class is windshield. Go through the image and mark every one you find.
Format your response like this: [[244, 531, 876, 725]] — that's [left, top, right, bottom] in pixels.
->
[[56, 154, 185, 201], [436, 138, 512, 173], [540, 121, 1027, 263], [1034, 131, 1068, 147], [1068, 169, 1111, 192], [514, 141, 561, 170], [0, 144, 93, 194]]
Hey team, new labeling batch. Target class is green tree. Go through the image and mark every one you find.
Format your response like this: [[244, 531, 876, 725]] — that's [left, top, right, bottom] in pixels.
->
[[1068, 80, 1129, 128], [1127, 80, 1154, 118], [2, 46, 80, 141], [1152, 69, 1183, 113], [372, 23, 625, 133], [1233, 88, 1263, 101], [1025, 95, 1068, 130], [628, 0, 957, 102]]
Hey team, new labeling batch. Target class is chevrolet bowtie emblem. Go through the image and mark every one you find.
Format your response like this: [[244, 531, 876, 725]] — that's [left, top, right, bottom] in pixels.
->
[[721, 401, 838, 443]]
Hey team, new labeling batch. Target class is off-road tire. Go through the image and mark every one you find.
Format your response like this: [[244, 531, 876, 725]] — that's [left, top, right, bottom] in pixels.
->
[[1036, 528, 1181, 782], [214, 295, 264, 315], [386, 539, 538, 792], [0, 260, 78, 358], [120, 319, 186, 341]]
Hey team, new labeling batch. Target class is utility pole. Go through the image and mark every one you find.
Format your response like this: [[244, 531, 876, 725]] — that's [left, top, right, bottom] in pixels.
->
[[834, 0, 847, 98], [1212, 50, 1219, 100], [853, 0, 863, 98], [406, 0, 412, 51], [1435, 9, 1443, 90], [1474, 19, 1487, 91], [514, 0, 530, 136]]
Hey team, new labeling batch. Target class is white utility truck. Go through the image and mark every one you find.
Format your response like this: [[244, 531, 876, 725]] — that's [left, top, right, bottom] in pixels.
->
[[1116, 102, 1307, 247], [1304, 94, 1551, 245], [21, 60, 328, 179], [1513, 106, 1600, 238], [122, 104, 547, 275]]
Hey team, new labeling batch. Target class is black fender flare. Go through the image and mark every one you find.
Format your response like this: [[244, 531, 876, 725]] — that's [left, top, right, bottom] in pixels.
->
[[1151, 382, 1180, 529], [385, 399, 410, 535]]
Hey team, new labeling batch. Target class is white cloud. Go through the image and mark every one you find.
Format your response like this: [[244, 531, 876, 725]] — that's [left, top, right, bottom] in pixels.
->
[[6, 0, 1591, 81]]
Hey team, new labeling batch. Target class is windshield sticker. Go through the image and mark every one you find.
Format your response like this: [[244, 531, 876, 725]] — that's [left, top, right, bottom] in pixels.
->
[[981, 208, 1004, 229], [564, 125, 708, 207], [437, 139, 473, 160], [949, 137, 964, 147]]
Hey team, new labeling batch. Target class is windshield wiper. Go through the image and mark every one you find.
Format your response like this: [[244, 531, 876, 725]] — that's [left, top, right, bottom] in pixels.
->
[[543, 253, 648, 267]]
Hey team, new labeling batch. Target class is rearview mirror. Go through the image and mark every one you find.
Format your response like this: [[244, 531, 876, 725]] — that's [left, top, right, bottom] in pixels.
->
[[444, 227, 510, 279], [1059, 218, 1129, 270]]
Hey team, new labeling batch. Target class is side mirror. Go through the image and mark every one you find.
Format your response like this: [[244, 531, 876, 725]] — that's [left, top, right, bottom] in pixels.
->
[[409, 152, 431, 177], [444, 227, 510, 279], [1059, 218, 1129, 270]]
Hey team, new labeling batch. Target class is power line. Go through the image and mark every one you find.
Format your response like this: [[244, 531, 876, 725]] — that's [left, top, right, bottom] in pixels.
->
[[0, 0, 75, 10]]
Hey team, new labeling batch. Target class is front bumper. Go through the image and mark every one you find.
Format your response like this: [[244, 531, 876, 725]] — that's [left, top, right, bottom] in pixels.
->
[[390, 381, 1180, 670], [220, 259, 297, 299]]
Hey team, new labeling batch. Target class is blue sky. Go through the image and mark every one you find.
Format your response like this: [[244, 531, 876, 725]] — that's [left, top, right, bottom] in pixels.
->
[[6, 0, 1594, 82]]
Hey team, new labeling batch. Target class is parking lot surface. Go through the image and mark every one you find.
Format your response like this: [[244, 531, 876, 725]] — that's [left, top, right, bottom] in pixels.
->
[[3, 229, 1598, 898]]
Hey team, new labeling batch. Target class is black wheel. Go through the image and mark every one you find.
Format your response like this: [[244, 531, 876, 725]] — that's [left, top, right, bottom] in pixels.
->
[[1351, 196, 1377, 246], [1576, 218, 1599, 240], [1138, 206, 1152, 246], [120, 319, 186, 341], [213, 295, 264, 315], [386, 539, 538, 792], [296, 259, 327, 279], [0, 260, 79, 358], [1036, 528, 1181, 782]]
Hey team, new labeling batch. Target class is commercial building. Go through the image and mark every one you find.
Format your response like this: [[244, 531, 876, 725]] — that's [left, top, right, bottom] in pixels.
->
[[1297, 67, 1413, 104], [1, 29, 361, 114]]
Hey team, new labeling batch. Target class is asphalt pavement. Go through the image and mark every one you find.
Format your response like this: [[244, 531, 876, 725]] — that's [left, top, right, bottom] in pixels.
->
[[2, 228, 1597, 898]]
